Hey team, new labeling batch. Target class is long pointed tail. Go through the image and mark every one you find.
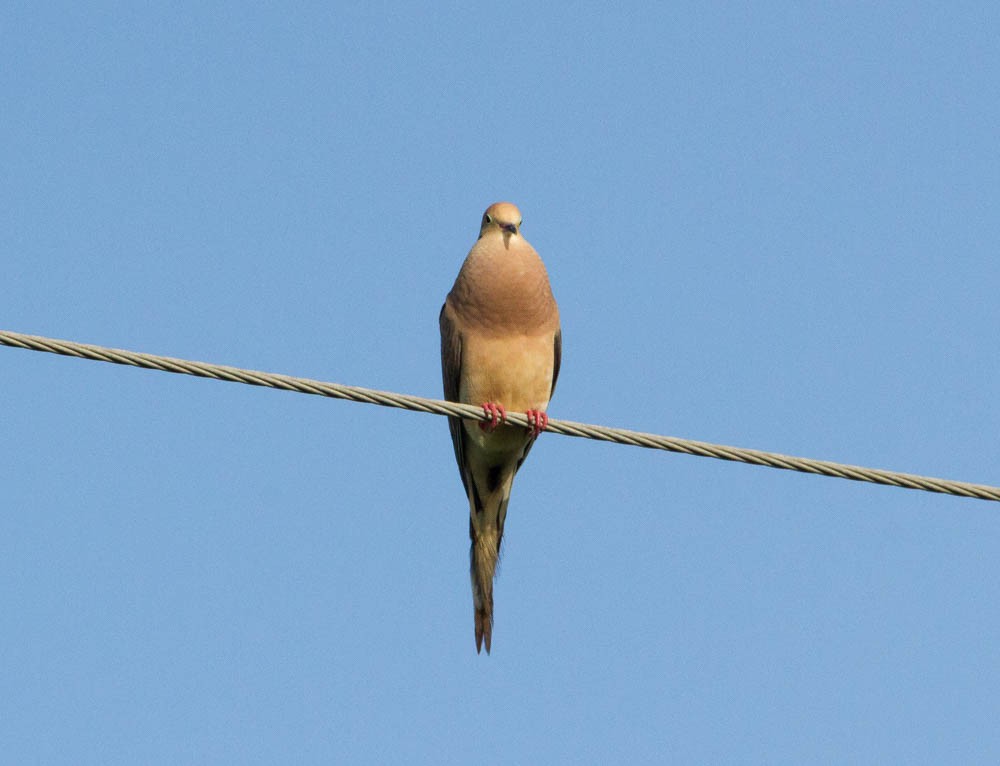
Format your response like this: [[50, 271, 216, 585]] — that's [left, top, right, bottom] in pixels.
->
[[470, 523, 500, 654]]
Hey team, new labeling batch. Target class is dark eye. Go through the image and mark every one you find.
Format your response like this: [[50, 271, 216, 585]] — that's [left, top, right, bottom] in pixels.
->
[[484, 214, 493, 224]]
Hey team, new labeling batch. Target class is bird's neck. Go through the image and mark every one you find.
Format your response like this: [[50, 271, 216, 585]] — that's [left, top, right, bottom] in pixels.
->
[[451, 245, 555, 335]]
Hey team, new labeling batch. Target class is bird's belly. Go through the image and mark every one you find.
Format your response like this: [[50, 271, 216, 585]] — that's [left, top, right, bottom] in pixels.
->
[[459, 333, 555, 414]]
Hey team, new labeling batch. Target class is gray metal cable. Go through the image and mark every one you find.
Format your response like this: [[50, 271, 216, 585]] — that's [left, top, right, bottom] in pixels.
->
[[2, 328, 997, 502]]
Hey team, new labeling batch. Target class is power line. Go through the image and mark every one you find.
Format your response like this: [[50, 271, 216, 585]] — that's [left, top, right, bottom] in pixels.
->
[[2, 328, 997, 503]]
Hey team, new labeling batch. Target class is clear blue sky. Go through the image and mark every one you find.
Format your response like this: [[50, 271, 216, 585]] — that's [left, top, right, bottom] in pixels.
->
[[3, 3, 999, 763]]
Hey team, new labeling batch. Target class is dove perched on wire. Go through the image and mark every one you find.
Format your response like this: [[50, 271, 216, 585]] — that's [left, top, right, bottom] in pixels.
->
[[439, 202, 562, 653]]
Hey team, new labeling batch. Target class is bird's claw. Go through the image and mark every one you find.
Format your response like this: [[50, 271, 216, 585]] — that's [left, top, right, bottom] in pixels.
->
[[525, 409, 548, 438], [480, 402, 507, 432]]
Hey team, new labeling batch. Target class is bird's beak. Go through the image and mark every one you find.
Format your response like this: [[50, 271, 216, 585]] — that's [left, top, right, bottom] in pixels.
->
[[500, 222, 517, 248]]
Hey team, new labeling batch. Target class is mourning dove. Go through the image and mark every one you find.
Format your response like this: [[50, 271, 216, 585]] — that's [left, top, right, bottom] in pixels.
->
[[440, 202, 562, 653]]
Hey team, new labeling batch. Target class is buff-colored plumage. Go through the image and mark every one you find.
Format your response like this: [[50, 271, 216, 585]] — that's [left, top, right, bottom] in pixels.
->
[[440, 202, 561, 653]]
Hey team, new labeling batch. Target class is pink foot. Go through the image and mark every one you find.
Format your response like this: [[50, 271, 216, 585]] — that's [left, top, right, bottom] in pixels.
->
[[525, 409, 548, 438], [479, 402, 507, 432]]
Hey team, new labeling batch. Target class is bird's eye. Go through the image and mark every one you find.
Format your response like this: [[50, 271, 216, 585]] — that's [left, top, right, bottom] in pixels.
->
[[484, 214, 493, 224]]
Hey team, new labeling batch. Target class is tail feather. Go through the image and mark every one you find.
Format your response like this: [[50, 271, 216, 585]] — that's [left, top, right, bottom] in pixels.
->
[[475, 606, 492, 654], [464, 450, 520, 654], [471, 527, 499, 653]]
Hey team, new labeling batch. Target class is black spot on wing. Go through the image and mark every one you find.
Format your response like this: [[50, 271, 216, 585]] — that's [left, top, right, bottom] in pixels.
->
[[440, 301, 468, 489], [550, 328, 562, 398], [439, 302, 462, 404], [470, 480, 485, 515], [486, 464, 504, 493]]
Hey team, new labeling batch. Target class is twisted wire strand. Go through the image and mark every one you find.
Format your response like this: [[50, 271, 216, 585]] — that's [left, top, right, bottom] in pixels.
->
[[2, 329, 997, 502]]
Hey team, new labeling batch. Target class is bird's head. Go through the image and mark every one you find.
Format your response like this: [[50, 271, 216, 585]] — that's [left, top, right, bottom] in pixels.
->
[[479, 202, 523, 247]]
